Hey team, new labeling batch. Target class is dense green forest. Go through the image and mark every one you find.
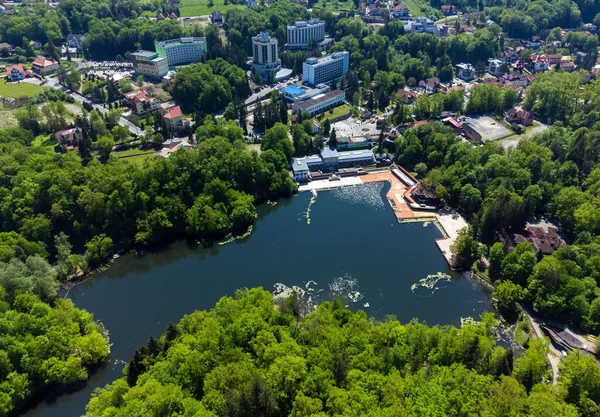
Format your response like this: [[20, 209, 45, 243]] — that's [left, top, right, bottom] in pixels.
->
[[0, 118, 295, 266], [84, 288, 600, 417], [0, 256, 109, 416]]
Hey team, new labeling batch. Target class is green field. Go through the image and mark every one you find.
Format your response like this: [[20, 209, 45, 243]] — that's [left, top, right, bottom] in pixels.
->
[[180, 0, 245, 17], [311, 0, 356, 13], [0, 80, 44, 98], [113, 148, 156, 166], [318, 103, 352, 122], [400, 0, 426, 17]]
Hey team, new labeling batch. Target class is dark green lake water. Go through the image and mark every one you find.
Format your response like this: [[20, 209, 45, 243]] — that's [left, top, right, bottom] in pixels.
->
[[24, 182, 492, 417]]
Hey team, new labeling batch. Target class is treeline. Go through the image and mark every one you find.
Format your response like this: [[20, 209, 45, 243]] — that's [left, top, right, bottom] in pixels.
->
[[84, 288, 596, 417], [0, 117, 295, 265], [0, 255, 110, 416]]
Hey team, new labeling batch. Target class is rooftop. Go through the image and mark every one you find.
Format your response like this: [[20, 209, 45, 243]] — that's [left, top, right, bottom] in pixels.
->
[[305, 51, 349, 66], [157, 37, 205, 48], [163, 105, 183, 119], [132, 50, 158, 58], [283, 85, 305, 96], [293, 89, 345, 110], [32, 56, 57, 67]]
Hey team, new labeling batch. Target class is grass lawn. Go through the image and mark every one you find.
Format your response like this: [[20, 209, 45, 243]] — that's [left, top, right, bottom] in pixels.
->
[[0, 80, 44, 98], [112, 148, 156, 166], [317, 104, 352, 122], [311, 0, 356, 13], [180, 0, 245, 17], [400, 0, 426, 16]]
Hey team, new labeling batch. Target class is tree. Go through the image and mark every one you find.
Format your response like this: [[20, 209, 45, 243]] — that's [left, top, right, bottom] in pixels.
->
[[494, 281, 524, 321], [137, 75, 144, 87], [329, 128, 337, 148], [95, 136, 115, 160], [85, 234, 113, 265], [451, 227, 478, 270]]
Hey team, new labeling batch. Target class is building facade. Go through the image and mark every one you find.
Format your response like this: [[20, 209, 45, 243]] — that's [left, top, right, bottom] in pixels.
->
[[487, 58, 505, 76], [291, 89, 345, 116], [287, 19, 326, 50], [32, 56, 58, 74], [302, 51, 349, 86], [155, 37, 207, 67], [456, 63, 474, 80], [252, 32, 281, 80], [132, 50, 169, 78], [291, 148, 375, 181], [6, 65, 25, 81]]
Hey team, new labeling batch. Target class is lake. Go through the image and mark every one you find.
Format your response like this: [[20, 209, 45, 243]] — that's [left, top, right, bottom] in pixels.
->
[[24, 182, 492, 417]]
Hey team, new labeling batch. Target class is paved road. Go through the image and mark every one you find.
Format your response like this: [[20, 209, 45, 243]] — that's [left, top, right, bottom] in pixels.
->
[[523, 308, 561, 385], [47, 76, 143, 136]]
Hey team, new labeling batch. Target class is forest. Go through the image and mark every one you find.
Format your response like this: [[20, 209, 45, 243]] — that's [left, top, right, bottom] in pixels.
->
[[0, 117, 296, 268], [84, 288, 599, 417], [0, 256, 109, 416]]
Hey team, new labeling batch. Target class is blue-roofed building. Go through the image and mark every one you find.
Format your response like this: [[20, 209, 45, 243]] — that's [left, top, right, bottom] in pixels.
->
[[281, 83, 330, 102]]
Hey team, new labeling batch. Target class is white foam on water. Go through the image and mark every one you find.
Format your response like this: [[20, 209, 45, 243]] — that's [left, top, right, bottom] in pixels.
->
[[331, 183, 386, 209], [410, 272, 451, 297]]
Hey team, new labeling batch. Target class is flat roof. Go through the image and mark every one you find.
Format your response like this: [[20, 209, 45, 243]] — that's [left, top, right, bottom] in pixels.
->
[[293, 90, 345, 110], [305, 51, 349, 66], [338, 149, 375, 161], [132, 50, 157, 57]]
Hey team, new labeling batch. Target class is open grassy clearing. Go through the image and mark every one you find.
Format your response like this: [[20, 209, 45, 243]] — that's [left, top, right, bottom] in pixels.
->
[[179, 0, 245, 17], [0, 108, 19, 128], [0, 80, 44, 98], [316, 103, 352, 122], [112, 148, 156, 166]]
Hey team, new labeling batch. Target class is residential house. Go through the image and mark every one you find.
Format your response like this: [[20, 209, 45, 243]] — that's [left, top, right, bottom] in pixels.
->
[[395, 89, 418, 104], [6, 64, 26, 82], [67, 34, 85, 50], [32, 56, 58, 74], [440, 4, 455, 15], [531, 54, 560, 72], [53, 127, 83, 151], [210, 11, 223, 26], [368, 3, 381, 15], [419, 76, 441, 93], [391, 3, 410, 19], [123, 90, 160, 115], [502, 72, 530, 88], [513, 225, 563, 255], [485, 19, 495, 26], [488, 58, 505, 76], [29, 40, 42, 50], [416, 17, 435, 33], [161, 105, 185, 132], [434, 24, 449, 37], [560, 57, 576, 72], [311, 120, 321, 134], [505, 108, 534, 126], [456, 63, 474, 81]]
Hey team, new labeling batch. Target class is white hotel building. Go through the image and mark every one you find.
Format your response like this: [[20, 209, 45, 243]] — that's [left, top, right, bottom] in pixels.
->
[[291, 89, 345, 116], [302, 51, 349, 86], [252, 32, 281, 80], [155, 37, 207, 66], [287, 19, 326, 50]]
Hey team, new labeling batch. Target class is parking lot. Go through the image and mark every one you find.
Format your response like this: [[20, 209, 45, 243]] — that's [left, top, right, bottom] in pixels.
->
[[463, 115, 512, 142], [331, 117, 379, 139]]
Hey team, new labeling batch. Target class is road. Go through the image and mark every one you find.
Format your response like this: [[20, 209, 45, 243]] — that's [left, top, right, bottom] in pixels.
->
[[46, 66, 143, 136], [523, 309, 561, 385]]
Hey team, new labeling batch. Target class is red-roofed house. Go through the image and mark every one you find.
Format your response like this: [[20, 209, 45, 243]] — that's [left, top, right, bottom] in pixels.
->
[[418, 76, 441, 93], [442, 116, 462, 132], [53, 127, 83, 151], [395, 89, 419, 103], [123, 90, 160, 115], [32, 56, 58, 74], [505, 108, 534, 126], [161, 105, 185, 132], [6, 64, 26, 81]]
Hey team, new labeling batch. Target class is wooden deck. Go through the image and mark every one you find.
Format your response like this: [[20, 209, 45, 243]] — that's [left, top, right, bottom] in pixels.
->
[[361, 172, 435, 220]]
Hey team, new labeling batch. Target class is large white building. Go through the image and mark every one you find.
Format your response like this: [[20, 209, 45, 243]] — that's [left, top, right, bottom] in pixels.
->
[[287, 19, 326, 50], [252, 32, 281, 80], [155, 37, 207, 67], [291, 148, 375, 181], [131, 50, 169, 78], [302, 51, 349, 86], [291, 89, 345, 116]]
